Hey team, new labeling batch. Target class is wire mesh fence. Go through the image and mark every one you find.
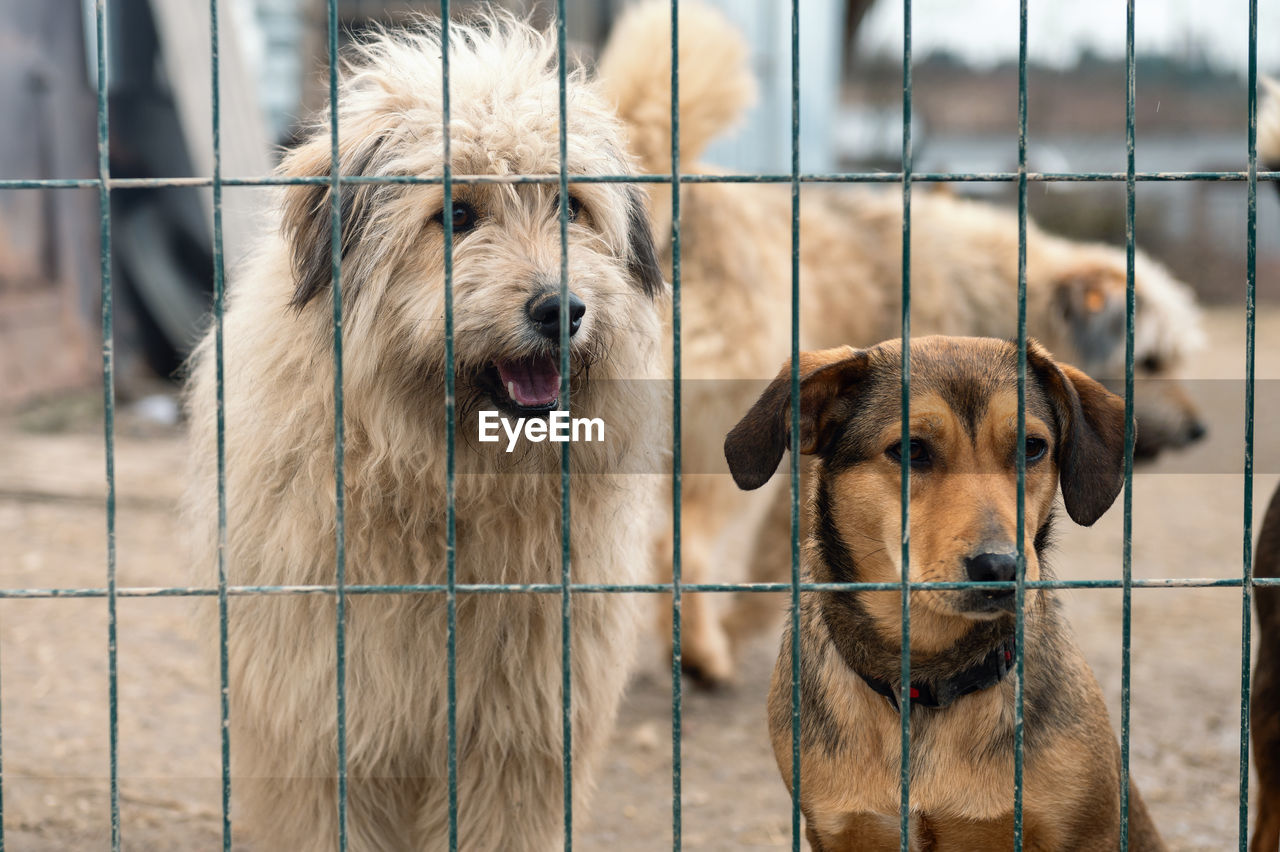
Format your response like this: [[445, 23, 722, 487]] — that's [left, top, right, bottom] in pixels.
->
[[0, 0, 1276, 850]]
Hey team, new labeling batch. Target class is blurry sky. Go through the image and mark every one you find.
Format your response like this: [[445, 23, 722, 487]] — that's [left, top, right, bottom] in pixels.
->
[[857, 0, 1280, 74]]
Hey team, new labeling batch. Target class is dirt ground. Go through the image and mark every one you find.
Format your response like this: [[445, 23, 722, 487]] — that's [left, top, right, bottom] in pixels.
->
[[2, 306, 1279, 850]]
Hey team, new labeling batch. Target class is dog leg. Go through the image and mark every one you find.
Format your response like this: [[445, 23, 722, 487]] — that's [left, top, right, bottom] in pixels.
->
[[653, 506, 735, 686], [1254, 788, 1280, 852], [233, 775, 419, 851], [661, 475, 779, 685]]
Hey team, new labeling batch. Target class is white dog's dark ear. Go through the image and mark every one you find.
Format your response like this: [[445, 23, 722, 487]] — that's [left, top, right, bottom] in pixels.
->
[[1026, 340, 1130, 526], [724, 347, 868, 490], [625, 188, 664, 298], [280, 135, 386, 309]]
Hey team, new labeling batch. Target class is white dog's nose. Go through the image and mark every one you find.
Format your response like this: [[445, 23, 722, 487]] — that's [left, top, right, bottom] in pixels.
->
[[527, 292, 586, 340]]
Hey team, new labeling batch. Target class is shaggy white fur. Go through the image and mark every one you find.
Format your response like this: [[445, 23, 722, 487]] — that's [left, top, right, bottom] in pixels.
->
[[185, 14, 666, 851]]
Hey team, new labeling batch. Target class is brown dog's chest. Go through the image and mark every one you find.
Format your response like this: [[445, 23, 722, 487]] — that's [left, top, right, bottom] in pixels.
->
[[797, 660, 1021, 822], [772, 623, 1123, 852]]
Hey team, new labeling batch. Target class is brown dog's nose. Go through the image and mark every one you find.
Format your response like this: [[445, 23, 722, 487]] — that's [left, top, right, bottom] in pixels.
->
[[966, 552, 1018, 585], [527, 292, 586, 340]]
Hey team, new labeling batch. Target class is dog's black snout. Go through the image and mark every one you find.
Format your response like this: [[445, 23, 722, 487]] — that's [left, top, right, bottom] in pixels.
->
[[527, 292, 586, 340], [965, 552, 1018, 586], [1186, 420, 1208, 443]]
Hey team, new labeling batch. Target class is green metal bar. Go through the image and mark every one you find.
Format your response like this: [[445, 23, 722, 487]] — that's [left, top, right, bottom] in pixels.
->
[[898, 0, 914, 847], [92, 0, 120, 847], [324, 0, 348, 847], [1012, 0, 1029, 846], [1239, 0, 1259, 846], [1119, 0, 1138, 847], [208, 0, 232, 848], [0, 577, 1271, 600], [3, 170, 1280, 190], [668, 0, 684, 847], [439, 2, 459, 849], [788, 1, 803, 849], [555, 3, 574, 848]]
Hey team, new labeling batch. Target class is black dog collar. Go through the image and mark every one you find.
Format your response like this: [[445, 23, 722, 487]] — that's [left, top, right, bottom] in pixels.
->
[[857, 637, 1016, 711]]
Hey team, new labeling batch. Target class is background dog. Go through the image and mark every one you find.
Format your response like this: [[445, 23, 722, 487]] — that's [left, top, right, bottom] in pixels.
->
[[725, 337, 1165, 851], [184, 15, 665, 850], [597, 0, 1207, 685]]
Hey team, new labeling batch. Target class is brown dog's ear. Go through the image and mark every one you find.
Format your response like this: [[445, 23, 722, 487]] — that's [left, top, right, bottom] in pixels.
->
[[1027, 340, 1129, 526], [624, 187, 664, 298], [724, 347, 868, 490]]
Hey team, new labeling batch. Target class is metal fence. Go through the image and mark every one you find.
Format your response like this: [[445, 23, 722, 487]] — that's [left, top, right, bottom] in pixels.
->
[[0, 0, 1275, 850]]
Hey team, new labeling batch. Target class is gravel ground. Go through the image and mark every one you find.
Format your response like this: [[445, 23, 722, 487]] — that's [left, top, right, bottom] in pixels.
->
[[1, 306, 1277, 850]]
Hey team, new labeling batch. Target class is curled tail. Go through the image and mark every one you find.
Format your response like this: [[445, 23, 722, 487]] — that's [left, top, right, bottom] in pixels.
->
[[596, 1, 756, 175], [1263, 77, 1280, 199]]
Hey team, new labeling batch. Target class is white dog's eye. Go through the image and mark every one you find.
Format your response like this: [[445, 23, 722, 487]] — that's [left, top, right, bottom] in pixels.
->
[[433, 201, 478, 234], [553, 193, 583, 222]]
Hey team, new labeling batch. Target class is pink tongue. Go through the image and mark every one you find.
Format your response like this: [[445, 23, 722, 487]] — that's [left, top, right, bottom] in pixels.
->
[[496, 356, 561, 407]]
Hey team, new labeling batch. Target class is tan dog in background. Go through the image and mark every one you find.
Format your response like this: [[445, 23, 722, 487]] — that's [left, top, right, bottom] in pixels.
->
[[184, 15, 665, 850], [598, 0, 1206, 684], [726, 337, 1165, 851]]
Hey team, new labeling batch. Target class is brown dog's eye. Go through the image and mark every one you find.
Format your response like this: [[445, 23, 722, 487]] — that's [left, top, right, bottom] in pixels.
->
[[433, 201, 478, 234], [886, 438, 931, 468], [1024, 437, 1048, 462]]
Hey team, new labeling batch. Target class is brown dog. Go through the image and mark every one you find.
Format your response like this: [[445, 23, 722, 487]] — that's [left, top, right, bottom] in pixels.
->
[[1253, 485, 1280, 852], [724, 337, 1165, 851]]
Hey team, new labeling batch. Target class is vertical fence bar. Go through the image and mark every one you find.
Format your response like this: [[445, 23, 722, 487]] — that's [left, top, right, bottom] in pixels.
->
[[897, 0, 913, 847], [93, 0, 121, 847], [439, 3, 459, 849], [788, 0, 802, 846], [668, 0, 684, 847], [555, 2, 574, 848], [1012, 0, 1029, 847], [208, 0, 232, 848], [1239, 0, 1259, 847], [1119, 0, 1138, 847], [324, 0, 348, 847]]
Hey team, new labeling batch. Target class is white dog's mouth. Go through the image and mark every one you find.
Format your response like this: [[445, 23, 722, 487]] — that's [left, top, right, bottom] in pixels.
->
[[485, 355, 562, 416]]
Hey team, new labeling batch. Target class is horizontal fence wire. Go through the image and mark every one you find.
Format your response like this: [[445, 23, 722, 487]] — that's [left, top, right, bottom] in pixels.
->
[[2, 171, 1279, 189], [0, 578, 1278, 599]]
